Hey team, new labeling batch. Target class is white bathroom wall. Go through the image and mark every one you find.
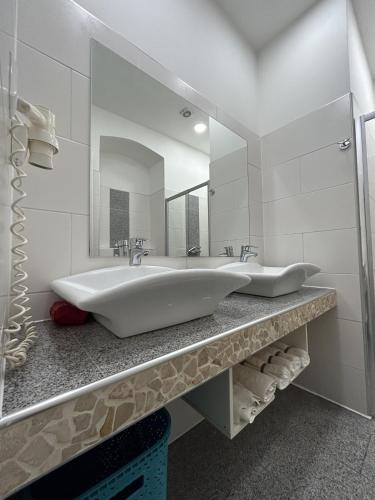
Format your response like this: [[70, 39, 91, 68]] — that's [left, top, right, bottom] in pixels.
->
[[347, 0, 375, 118], [74, 0, 259, 134], [262, 94, 367, 413], [258, 0, 350, 136]]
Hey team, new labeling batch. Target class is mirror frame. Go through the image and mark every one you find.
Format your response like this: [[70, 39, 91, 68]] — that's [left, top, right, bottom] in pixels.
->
[[89, 38, 258, 259]]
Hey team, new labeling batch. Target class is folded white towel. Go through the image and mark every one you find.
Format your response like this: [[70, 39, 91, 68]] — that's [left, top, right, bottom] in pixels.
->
[[262, 346, 301, 372], [233, 382, 261, 406], [233, 364, 276, 403], [244, 356, 291, 390], [233, 383, 261, 425], [273, 341, 310, 368]]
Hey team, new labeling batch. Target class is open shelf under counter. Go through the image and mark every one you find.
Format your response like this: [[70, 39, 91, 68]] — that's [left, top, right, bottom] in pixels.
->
[[184, 325, 309, 439], [0, 287, 335, 498]]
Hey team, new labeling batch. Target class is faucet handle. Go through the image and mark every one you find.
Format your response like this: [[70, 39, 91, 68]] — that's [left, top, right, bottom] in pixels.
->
[[130, 237, 146, 248]]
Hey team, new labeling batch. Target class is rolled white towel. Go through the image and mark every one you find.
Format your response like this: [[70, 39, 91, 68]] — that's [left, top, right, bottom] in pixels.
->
[[244, 355, 292, 390], [251, 348, 298, 376], [287, 347, 310, 368], [233, 383, 260, 425], [233, 364, 276, 403], [273, 341, 310, 368], [262, 346, 301, 372], [274, 340, 289, 351]]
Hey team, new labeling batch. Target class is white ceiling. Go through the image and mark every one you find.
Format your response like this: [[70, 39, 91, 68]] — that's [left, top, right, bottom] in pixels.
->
[[92, 42, 210, 154], [214, 0, 319, 51], [352, 0, 375, 78]]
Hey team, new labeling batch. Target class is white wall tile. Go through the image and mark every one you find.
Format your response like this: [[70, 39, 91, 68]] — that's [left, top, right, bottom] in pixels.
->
[[262, 157, 300, 202], [248, 164, 262, 203], [301, 143, 355, 192], [249, 201, 263, 236], [303, 228, 359, 274], [210, 183, 234, 214], [231, 207, 250, 240], [263, 196, 303, 235], [0, 160, 11, 210], [297, 360, 367, 415], [0, 32, 15, 91], [23, 138, 89, 215], [233, 178, 249, 209], [307, 311, 365, 371], [17, 0, 92, 76], [71, 72, 90, 145], [307, 273, 362, 322], [29, 291, 60, 321], [23, 209, 71, 293], [17, 42, 71, 139], [262, 94, 352, 167], [300, 183, 357, 233], [264, 234, 304, 266], [0, 204, 11, 297], [210, 148, 247, 188], [0, 0, 17, 36], [248, 235, 264, 264]]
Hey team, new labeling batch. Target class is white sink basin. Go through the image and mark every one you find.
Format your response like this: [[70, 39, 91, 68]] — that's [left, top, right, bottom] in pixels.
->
[[51, 265, 250, 338], [218, 262, 320, 297]]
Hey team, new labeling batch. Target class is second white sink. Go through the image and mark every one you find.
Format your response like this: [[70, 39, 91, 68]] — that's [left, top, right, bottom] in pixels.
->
[[219, 262, 320, 297], [51, 265, 250, 338]]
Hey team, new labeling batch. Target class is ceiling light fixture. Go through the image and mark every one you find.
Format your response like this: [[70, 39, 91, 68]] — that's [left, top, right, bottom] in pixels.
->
[[180, 107, 192, 118], [194, 123, 207, 134]]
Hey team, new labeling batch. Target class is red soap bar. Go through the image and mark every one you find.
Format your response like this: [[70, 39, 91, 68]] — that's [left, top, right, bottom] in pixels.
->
[[50, 301, 89, 326]]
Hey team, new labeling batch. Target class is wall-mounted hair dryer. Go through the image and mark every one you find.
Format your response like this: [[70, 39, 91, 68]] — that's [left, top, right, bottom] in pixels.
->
[[3, 97, 59, 369], [16, 97, 59, 169]]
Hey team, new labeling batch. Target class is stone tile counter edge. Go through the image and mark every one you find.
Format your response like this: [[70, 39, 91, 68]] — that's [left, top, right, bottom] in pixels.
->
[[0, 288, 336, 498]]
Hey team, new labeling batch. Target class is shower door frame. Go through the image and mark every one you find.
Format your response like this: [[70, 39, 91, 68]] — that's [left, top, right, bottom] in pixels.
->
[[165, 180, 210, 257], [355, 110, 375, 416]]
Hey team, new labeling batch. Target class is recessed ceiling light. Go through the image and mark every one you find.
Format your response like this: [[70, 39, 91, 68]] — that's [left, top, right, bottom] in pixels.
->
[[194, 123, 207, 134]]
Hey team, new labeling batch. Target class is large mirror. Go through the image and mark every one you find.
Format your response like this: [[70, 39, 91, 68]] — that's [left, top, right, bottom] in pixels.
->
[[90, 41, 249, 257]]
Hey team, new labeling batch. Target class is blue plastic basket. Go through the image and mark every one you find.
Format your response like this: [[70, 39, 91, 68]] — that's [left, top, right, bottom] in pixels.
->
[[77, 408, 171, 500], [19, 408, 171, 500]]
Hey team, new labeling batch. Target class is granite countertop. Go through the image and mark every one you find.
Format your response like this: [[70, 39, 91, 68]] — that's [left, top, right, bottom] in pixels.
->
[[2, 287, 333, 417]]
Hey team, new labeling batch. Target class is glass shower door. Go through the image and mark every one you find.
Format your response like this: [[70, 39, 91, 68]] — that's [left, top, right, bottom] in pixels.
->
[[355, 111, 375, 416]]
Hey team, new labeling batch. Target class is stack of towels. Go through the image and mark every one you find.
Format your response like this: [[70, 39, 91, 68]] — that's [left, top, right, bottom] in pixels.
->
[[232, 341, 310, 425], [233, 364, 276, 425]]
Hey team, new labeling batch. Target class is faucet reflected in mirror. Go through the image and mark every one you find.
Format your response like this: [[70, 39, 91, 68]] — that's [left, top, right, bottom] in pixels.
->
[[129, 238, 147, 266]]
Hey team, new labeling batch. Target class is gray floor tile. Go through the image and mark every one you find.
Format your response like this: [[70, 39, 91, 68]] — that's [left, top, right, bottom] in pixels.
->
[[361, 434, 375, 481], [168, 386, 375, 500]]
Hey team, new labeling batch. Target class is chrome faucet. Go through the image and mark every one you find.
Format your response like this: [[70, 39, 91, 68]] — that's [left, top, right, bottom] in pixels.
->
[[113, 239, 129, 257], [129, 238, 146, 266], [220, 246, 234, 257], [187, 246, 201, 256], [240, 245, 258, 262]]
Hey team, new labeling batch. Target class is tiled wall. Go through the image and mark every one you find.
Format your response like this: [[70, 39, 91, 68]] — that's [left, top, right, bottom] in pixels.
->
[[262, 94, 367, 414], [0, 0, 262, 324]]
